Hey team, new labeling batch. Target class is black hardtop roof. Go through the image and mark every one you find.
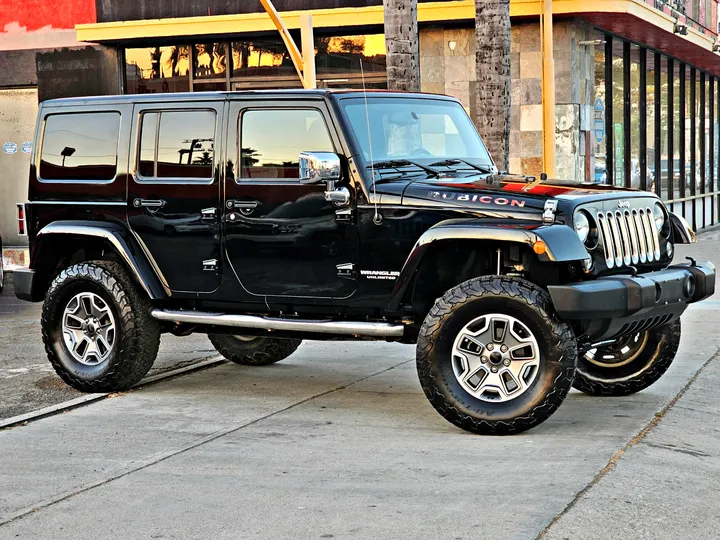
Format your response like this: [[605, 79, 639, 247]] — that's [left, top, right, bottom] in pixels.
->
[[42, 89, 459, 108]]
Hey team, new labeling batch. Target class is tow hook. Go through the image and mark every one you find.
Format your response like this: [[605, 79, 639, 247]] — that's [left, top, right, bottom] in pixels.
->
[[686, 256, 697, 267]]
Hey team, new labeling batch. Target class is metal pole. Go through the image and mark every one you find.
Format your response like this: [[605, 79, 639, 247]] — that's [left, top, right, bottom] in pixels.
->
[[258, 0, 305, 86], [300, 13, 316, 89], [541, 0, 557, 177]]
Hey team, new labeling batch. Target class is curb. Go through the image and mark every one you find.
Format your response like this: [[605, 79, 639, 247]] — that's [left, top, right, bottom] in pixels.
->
[[0, 356, 227, 431]]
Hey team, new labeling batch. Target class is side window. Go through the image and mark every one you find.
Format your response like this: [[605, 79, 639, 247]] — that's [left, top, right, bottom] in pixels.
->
[[240, 109, 334, 180], [40, 112, 120, 182], [137, 110, 216, 180]]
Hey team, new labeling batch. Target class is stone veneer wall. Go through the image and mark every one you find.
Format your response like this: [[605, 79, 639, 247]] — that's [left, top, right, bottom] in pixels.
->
[[419, 20, 596, 182]]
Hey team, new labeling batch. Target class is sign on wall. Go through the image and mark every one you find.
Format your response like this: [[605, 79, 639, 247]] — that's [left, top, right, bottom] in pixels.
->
[[3, 142, 17, 154]]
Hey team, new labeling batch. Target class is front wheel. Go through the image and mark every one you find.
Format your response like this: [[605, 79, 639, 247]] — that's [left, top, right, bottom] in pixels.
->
[[573, 320, 681, 397], [209, 334, 302, 366], [417, 276, 577, 435]]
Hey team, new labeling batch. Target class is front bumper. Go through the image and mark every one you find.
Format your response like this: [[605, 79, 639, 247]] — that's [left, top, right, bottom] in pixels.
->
[[13, 268, 37, 302], [548, 261, 715, 341]]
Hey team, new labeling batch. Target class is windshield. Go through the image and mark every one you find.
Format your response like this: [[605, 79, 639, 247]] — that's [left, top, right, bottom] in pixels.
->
[[340, 97, 493, 167]]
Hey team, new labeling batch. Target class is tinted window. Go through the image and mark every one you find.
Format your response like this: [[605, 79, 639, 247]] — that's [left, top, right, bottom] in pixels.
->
[[138, 110, 216, 180], [138, 112, 158, 177], [240, 109, 333, 179], [40, 112, 120, 181]]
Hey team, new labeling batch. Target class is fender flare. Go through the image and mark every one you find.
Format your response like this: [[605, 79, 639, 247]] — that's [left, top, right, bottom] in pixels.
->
[[33, 221, 167, 300], [669, 212, 696, 244], [387, 219, 589, 312]]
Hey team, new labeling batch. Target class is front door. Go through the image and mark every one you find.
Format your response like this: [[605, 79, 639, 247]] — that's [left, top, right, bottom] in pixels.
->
[[127, 101, 224, 293], [224, 101, 358, 299]]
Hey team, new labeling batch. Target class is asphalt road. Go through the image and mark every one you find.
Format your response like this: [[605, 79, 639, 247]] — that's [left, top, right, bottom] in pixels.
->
[[0, 279, 220, 420]]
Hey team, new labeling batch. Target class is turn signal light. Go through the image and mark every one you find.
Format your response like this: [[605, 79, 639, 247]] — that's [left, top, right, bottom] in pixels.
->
[[533, 241, 547, 255]]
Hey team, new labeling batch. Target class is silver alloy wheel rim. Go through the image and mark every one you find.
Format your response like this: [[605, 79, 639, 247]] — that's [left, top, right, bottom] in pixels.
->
[[62, 292, 117, 366], [452, 314, 540, 402], [584, 332, 649, 368]]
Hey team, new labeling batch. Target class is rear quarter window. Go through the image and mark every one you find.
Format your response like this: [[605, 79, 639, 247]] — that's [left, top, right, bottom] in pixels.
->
[[39, 111, 121, 182]]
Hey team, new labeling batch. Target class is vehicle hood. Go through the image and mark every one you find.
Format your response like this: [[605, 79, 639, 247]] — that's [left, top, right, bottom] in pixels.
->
[[389, 174, 657, 215]]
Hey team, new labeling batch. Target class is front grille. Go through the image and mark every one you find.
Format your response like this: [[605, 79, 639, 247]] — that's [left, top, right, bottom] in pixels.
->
[[597, 208, 661, 269]]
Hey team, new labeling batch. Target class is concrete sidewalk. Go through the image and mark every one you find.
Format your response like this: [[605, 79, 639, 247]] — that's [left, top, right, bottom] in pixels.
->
[[0, 238, 718, 539]]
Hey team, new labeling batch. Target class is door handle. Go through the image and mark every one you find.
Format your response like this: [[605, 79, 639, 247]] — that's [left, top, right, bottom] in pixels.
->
[[133, 198, 166, 209], [226, 200, 259, 210]]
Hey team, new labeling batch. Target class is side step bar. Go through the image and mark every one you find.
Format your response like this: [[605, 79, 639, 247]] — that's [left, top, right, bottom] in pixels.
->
[[150, 309, 406, 338]]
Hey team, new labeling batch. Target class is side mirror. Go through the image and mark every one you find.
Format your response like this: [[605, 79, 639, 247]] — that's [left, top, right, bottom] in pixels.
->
[[299, 152, 341, 185]]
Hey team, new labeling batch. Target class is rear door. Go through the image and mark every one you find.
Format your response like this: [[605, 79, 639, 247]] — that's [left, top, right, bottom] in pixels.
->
[[127, 101, 224, 293]]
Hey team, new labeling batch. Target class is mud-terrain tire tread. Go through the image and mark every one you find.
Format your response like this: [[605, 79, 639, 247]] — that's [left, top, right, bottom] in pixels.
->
[[208, 334, 302, 366], [573, 319, 681, 397], [417, 276, 577, 435], [42, 261, 160, 392]]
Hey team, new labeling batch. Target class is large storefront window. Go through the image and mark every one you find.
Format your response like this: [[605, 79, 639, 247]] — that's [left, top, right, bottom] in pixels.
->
[[611, 40, 625, 187], [659, 58, 668, 199], [125, 46, 190, 94], [125, 34, 386, 94], [593, 37, 607, 184], [194, 42, 228, 92]]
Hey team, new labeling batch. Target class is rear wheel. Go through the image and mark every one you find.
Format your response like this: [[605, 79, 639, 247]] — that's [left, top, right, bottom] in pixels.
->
[[417, 276, 577, 435], [42, 261, 160, 392], [573, 320, 681, 396], [209, 334, 302, 366]]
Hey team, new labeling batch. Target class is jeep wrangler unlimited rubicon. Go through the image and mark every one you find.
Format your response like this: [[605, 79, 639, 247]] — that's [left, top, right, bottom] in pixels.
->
[[13, 90, 715, 435]]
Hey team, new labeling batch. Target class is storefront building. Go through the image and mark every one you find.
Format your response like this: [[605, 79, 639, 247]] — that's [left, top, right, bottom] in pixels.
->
[[1, 0, 720, 247]]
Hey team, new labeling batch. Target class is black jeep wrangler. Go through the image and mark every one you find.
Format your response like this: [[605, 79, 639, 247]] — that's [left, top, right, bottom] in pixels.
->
[[14, 90, 715, 435]]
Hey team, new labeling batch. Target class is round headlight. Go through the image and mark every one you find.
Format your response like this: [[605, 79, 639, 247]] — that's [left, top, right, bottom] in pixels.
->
[[574, 211, 590, 244], [653, 202, 666, 233]]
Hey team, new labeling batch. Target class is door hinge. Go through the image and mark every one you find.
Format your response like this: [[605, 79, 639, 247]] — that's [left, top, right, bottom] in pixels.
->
[[203, 259, 218, 272], [201, 207, 217, 221], [336, 263, 356, 279], [335, 207, 353, 223]]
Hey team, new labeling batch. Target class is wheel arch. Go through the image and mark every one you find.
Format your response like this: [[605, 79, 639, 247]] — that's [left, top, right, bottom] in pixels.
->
[[28, 221, 167, 302], [387, 220, 589, 314]]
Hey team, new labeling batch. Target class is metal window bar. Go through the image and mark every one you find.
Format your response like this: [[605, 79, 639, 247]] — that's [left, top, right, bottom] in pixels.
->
[[710, 77, 715, 226], [667, 58, 674, 207], [679, 64, 687, 217], [654, 53, 662, 198], [690, 67, 697, 230], [605, 37, 614, 186], [639, 48, 647, 192], [623, 43, 632, 189]]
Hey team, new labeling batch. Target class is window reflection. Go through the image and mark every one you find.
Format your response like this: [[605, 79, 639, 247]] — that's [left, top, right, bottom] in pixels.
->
[[125, 46, 190, 94], [194, 43, 227, 79], [40, 112, 120, 181], [240, 109, 333, 179], [137, 111, 216, 180]]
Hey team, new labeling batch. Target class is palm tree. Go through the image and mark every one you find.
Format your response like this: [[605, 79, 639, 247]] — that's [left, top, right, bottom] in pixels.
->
[[383, 0, 419, 91], [475, 0, 511, 171]]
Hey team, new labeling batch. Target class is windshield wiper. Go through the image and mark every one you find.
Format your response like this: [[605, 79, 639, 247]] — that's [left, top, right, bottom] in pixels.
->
[[430, 159, 495, 174], [368, 159, 441, 178]]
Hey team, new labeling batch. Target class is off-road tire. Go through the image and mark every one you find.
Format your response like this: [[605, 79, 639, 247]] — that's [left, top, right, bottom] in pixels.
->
[[417, 276, 577, 435], [573, 319, 681, 397], [42, 261, 160, 392], [208, 335, 302, 366]]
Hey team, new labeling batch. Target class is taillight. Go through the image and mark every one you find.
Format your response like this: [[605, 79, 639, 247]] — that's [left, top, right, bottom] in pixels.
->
[[16, 203, 27, 236]]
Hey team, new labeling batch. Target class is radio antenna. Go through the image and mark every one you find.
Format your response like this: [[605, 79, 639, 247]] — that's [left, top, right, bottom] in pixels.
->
[[359, 59, 379, 224]]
